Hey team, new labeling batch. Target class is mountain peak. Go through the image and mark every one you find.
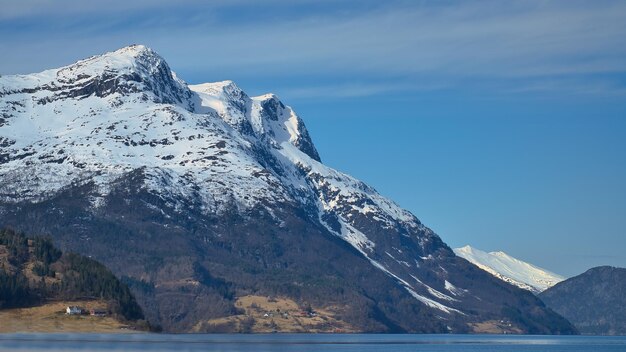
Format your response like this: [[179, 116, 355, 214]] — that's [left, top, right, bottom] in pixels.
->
[[252, 93, 321, 162], [113, 44, 153, 56], [189, 81, 321, 161], [190, 80, 247, 108], [58, 44, 165, 79], [9, 44, 193, 108]]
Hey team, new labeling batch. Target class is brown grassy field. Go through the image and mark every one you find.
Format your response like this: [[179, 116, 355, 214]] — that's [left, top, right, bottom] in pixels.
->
[[193, 295, 356, 333], [0, 300, 135, 333], [469, 320, 523, 334]]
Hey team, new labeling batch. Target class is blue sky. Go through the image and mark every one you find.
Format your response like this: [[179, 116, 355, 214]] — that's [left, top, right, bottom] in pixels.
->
[[1, 0, 625, 276]]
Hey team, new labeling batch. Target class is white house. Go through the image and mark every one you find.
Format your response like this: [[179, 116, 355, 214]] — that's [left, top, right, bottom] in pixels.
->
[[66, 306, 82, 315]]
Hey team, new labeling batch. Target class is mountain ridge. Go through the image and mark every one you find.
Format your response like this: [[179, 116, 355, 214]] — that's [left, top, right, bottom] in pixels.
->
[[0, 45, 576, 333]]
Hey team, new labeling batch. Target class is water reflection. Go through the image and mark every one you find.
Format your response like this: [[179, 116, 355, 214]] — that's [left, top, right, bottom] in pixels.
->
[[0, 334, 625, 352]]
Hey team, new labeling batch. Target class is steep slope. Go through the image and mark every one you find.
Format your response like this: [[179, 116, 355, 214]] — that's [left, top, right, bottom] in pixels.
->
[[0, 45, 576, 333], [454, 246, 565, 293], [540, 266, 626, 335]]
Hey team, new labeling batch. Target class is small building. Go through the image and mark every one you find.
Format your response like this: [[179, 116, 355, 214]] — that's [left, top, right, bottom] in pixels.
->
[[90, 309, 107, 317], [66, 306, 82, 315]]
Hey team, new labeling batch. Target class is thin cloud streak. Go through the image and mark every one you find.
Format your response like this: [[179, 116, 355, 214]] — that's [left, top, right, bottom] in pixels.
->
[[0, 0, 278, 20], [278, 81, 451, 100]]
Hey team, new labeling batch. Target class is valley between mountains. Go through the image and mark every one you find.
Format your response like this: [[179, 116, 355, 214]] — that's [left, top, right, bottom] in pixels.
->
[[0, 45, 576, 334]]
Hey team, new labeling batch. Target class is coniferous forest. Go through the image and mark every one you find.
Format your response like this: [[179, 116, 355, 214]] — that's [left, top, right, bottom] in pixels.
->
[[0, 228, 145, 323]]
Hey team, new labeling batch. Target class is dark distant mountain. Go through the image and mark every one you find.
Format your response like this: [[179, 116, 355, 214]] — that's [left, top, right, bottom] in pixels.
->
[[540, 266, 626, 335], [0, 45, 576, 334]]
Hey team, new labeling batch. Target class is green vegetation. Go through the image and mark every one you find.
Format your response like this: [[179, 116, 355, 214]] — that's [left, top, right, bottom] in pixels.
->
[[33, 236, 61, 265], [0, 228, 28, 265], [59, 253, 144, 320], [0, 228, 144, 322], [0, 270, 36, 308]]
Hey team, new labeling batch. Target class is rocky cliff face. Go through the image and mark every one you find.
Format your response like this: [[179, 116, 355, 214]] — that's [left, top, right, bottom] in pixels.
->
[[0, 45, 576, 333], [540, 266, 626, 335]]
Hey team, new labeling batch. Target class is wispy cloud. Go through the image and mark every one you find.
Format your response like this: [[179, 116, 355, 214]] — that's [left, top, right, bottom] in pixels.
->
[[277, 81, 452, 100], [1, 0, 625, 97], [0, 0, 256, 20], [509, 77, 626, 97]]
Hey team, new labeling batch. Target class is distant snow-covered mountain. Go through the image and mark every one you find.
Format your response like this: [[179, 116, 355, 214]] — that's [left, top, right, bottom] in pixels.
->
[[454, 245, 565, 293]]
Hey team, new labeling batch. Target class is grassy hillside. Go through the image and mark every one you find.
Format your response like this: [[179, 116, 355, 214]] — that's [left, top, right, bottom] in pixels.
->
[[194, 295, 356, 333], [0, 227, 153, 332], [0, 300, 138, 333]]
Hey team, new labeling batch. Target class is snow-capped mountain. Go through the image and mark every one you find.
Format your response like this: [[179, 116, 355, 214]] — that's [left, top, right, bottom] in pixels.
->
[[454, 245, 565, 293], [0, 45, 576, 333]]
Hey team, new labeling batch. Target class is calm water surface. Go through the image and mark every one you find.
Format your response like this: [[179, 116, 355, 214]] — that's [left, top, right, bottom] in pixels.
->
[[0, 334, 624, 352]]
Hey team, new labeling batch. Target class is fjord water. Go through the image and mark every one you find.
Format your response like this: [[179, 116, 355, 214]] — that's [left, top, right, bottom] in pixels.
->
[[0, 334, 625, 352]]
